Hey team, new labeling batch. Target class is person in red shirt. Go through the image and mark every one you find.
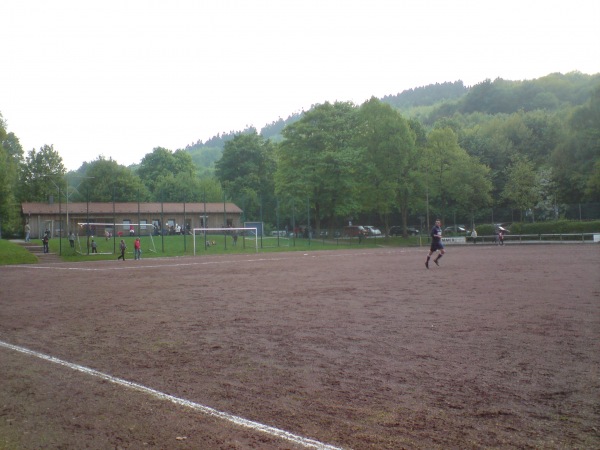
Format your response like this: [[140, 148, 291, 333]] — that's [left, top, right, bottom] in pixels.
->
[[134, 237, 141, 260]]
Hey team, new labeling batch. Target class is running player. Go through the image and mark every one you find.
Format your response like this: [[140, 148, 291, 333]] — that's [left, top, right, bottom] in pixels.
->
[[425, 219, 445, 269]]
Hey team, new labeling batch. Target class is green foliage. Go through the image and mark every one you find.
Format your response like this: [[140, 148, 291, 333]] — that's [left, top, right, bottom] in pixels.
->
[[276, 101, 362, 229], [356, 97, 418, 231], [76, 157, 149, 202], [508, 219, 600, 235], [0, 116, 24, 236], [137, 147, 196, 198], [551, 85, 600, 202], [21, 145, 66, 202], [424, 73, 600, 121], [425, 127, 492, 221], [501, 156, 539, 218], [0, 239, 38, 265], [215, 130, 276, 223], [382, 81, 468, 109]]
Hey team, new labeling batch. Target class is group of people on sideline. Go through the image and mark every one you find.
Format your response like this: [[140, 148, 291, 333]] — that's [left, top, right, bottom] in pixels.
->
[[117, 237, 142, 261]]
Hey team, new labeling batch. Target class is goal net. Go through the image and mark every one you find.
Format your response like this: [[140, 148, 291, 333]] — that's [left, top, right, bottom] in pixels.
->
[[76, 222, 157, 255], [193, 227, 258, 255]]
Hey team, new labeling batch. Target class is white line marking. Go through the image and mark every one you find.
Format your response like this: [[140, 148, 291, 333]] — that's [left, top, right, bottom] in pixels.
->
[[4, 248, 413, 271], [0, 340, 344, 450]]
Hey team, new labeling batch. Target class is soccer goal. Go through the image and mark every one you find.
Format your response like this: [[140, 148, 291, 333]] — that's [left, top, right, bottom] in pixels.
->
[[76, 222, 157, 255], [193, 227, 258, 255]]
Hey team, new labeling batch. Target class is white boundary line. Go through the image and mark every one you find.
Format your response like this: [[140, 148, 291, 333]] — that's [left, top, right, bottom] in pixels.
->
[[3, 248, 419, 272], [0, 340, 344, 450]]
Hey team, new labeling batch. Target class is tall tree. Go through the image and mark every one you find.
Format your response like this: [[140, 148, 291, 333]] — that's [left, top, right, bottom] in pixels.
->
[[0, 115, 24, 235], [275, 102, 361, 231], [137, 147, 196, 197], [77, 157, 149, 202], [425, 127, 492, 224], [21, 145, 66, 202], [355, 97, 417, 234], [154, 171, 206, 203], [551, 85, 600, 202], [215, 131, 276, 224], [501, 155, 539, 221]]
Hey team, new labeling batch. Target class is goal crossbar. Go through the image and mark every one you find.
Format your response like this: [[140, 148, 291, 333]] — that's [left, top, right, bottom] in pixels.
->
[[193, 227, 258, 255]]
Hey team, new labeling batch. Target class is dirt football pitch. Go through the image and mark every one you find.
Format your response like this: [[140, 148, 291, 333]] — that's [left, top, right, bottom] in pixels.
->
[[0, 244, 598, 449]]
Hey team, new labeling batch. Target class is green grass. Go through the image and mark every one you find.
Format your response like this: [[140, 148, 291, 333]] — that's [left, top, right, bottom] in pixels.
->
[[0, 239, 38, 265], [1, 234, 424, 265]]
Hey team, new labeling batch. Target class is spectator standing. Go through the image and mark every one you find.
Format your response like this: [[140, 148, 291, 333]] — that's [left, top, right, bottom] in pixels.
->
[[24, 222, 31, 242], [117, 239, 127, 260], [498, 229, 505, 246], [69, 231, 76, 249], [42, 233, 49, 253], [471, 229, 477, 244], [134, 237, 141, 260]]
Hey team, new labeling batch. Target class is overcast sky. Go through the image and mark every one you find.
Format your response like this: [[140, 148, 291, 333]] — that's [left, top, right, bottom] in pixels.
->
[[2, 0, 599, 171]]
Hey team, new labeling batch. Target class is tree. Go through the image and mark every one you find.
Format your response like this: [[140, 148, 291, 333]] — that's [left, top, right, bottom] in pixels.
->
[[425, 127, 492, 225], [275, 101, 361, 231], [534, 167, 559, 220], [551, 85, 600, 202], [215, 131, 276, 224], [585, 160, 600, 201], [501, 156, 539, 221], [355, 97, 417, 234], [0, 115, 24, 236], [424, 127, 461, 221], [77, 157, 149, 202], [154, 171, 206, 203], [137, 147, 196, 197], [21, 145, 66, 202]]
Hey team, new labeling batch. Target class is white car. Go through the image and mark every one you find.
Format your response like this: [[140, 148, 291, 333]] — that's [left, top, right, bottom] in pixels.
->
[[364, 226, 382, 237]]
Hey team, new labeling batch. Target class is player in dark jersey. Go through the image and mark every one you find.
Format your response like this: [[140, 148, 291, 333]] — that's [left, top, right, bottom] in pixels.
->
[[425, 219, 445, 269]]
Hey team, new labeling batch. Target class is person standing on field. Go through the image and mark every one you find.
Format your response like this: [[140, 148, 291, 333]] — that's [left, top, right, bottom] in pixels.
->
[[498, 229, 505, 245], [24, 222, 31, 242], [42, 232, 49, 253], [118, 239, 126, 260], [425, 219, 445, 269], [134, 237, 141, 260], [471, 228, 477, 244]]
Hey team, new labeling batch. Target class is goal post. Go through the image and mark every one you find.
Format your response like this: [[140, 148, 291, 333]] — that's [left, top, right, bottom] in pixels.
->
[[193, 227, 258, 255]]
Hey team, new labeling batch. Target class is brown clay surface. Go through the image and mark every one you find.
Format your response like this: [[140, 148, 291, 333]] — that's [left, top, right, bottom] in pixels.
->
[[0, 244, 599, 449]]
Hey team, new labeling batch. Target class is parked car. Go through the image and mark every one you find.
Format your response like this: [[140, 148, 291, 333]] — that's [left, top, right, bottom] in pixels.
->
[[343, 225, 368, 237], [389, 226, 419, 236], [364, 226, 382, 237], [444, 225, 468, 235], [494, 223, 511, 233]]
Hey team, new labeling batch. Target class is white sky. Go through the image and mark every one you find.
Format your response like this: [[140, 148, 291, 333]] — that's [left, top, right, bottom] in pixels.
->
[[2, 0, 599, 171]]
